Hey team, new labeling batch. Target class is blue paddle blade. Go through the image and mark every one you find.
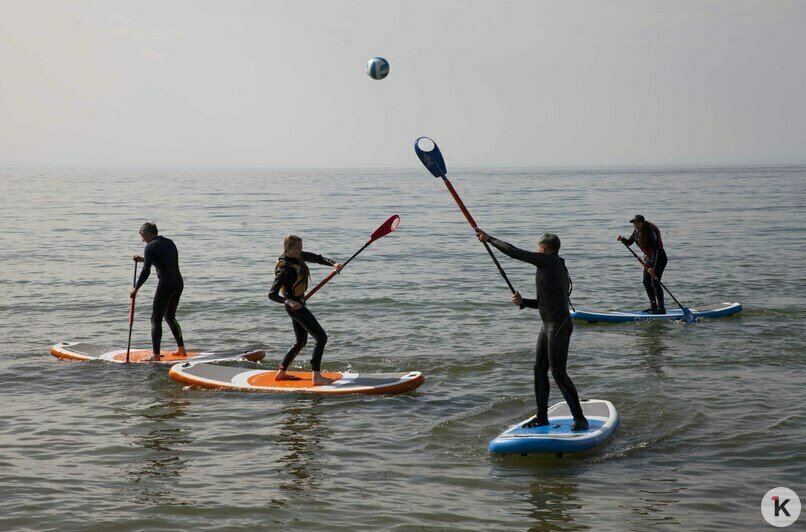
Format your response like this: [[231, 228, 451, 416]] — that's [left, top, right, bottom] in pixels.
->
[[414, 137, 447, 178], [683, 307, 696, 324]]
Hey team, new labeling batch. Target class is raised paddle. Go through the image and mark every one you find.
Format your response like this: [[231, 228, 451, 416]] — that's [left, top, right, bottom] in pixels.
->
[[304, 214, 401, 301], [620, 242, 696, 323], [126, 261, 138, 362], [414, 136, 517, 295]]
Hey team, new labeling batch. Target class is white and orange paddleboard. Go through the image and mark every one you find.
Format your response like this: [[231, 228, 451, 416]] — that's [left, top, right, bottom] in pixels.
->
[[169, 362, 425, 395], [50, 342, 265, 364]]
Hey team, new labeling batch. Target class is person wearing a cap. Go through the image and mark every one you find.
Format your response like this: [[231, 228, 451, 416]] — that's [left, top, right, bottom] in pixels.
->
[[617, 215, 668, 314], [475, 228, 589, 431]]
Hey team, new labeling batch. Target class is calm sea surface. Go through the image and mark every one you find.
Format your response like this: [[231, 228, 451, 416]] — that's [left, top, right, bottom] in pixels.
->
[[1, 166, 804, 530]]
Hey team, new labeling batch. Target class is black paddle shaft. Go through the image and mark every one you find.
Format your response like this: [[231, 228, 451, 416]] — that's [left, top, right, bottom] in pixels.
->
[[481, 239, 516, 294]]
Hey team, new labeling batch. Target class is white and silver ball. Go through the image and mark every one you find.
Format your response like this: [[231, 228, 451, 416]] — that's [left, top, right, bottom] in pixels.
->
[[366, 57, 390, 80]]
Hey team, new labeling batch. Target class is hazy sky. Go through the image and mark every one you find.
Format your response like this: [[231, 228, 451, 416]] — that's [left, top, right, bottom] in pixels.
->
[[1, 0, 804, 168]]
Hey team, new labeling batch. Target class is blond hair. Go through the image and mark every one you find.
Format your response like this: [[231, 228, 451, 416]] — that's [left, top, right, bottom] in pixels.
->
[[284, 235, 302, 254]]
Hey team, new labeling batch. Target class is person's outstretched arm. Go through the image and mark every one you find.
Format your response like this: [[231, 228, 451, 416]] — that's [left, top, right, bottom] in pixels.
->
[[476, 229, 547, 267], [301, 251, 336, 267], [618, 230, 637, 247]]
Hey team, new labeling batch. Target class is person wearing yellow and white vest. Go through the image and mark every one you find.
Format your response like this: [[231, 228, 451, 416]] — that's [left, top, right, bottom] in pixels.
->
[[268, 235, 342, 385]]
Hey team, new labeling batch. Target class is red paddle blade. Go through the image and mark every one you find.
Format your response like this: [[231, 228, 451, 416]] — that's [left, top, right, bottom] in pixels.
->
[[369, 214, 400, 242]]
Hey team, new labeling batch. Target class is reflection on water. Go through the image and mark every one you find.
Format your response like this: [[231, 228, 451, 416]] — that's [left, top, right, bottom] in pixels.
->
[[490, 460, 585, 530], [617, 476, 684, 527], [119, 375, 194, 506], [634, 322, 669, 378], [526, 479, 585, 530], [273, 396, 328, 495]]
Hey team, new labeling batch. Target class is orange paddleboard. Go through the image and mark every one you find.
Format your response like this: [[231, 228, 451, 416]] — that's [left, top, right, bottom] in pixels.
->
[[50, 342, 265, 364], [169, 363, 425, 395]]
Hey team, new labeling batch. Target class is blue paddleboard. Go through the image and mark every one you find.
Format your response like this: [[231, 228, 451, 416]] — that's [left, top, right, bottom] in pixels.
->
[[571, 302, 741, 323], [489, 399, 619, 456]]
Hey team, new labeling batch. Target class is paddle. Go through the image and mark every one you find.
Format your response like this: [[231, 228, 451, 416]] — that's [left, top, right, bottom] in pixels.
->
[[303, 215, 401, 301], [126, 261, 138, 362], [620, 243, 695, 323], [414, 136, 517, 295]]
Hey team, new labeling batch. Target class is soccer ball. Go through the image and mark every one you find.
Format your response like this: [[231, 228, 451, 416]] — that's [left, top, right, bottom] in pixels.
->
[[367, 57, 390, 80]]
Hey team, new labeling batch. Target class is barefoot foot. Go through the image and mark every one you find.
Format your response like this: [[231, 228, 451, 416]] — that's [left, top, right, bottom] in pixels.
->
[[312, 371, 334, 386], [274, 369, 300, 381]]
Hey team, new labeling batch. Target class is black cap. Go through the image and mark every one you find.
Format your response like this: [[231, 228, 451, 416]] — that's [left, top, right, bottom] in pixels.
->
[[629, 214, 645, 223]]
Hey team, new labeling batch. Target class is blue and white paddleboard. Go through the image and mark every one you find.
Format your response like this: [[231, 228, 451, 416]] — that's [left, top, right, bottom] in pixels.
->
[[489, 399, 619, 456], [571, 302, 742, 323]]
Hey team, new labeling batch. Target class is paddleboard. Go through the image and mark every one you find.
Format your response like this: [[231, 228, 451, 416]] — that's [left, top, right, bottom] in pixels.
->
[[50, 342, 265, 364], [489, 399, 619, 456], [571, 301, 742, 323], [169, 363, 425, 395]]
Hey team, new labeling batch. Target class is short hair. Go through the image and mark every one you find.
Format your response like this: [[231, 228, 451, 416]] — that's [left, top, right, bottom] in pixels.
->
[[140, 222, 158, 236], [539, 232, 561, 252], [284, 234, 302, 254]]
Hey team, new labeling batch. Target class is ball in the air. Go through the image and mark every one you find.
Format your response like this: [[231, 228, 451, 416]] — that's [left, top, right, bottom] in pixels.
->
[[367, 57, 390, 80]]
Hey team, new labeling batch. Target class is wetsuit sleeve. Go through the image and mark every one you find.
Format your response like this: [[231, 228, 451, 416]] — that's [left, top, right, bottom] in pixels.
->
[[621, 230, 637, 247], [519, 298, 539, 309], [301, 251, 336, 267], [135, 243, 153, 289], [486, 237, 548, 267], [268, 267, 294, 304]]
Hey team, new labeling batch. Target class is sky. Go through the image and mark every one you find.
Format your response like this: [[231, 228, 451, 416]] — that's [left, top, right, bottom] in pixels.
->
[[0, 0, 804, 168]]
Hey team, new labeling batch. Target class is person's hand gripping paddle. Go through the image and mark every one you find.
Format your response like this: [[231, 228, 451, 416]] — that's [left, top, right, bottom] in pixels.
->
[[414, 136, 518, 297], [304, 215, 401, 301], [619, 241, 696, 323]]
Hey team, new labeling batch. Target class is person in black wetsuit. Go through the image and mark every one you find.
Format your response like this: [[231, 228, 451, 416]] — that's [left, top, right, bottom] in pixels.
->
[[268, 235, 342, 386], [129, 222, 185, 361], [617, 214, 668, 314], [476, 228, 589, 431]]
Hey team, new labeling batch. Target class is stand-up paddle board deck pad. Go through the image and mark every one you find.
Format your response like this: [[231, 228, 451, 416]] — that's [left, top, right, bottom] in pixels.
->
[[489, 400, 619, 455], [169, 363, 425, 395], [571, 302, 742, 323], [50, 342, 265, 364]]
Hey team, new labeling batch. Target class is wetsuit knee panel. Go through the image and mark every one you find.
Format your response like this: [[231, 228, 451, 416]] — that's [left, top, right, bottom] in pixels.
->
[[534, 359, 550, 373], [294, 337, 308, 349], [550, 366, 570, 380]]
